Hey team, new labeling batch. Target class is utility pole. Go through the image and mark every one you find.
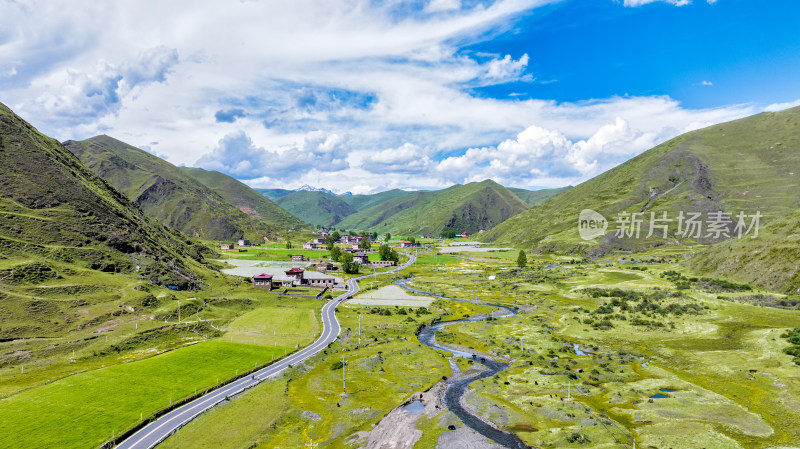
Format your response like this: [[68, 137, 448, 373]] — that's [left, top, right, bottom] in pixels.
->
[[178, 300, 181, 324], [568, 378, 571, 401], [358, 314, 362, 345], [305, 438, 319, 448], [520, 337, 524, 352], [341, 356, 347, 393]]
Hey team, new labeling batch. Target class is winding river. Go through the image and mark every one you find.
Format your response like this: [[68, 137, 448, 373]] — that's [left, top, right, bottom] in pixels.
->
[[394, 280, 529, 449]]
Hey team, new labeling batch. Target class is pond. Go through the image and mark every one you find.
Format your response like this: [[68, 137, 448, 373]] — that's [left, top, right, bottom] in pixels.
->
[[402, 401, 425, 415]]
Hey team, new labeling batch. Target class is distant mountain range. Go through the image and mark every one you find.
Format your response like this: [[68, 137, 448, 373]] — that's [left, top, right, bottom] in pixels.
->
[[65, 136, 305, 241], [257, 181, 564, 233]]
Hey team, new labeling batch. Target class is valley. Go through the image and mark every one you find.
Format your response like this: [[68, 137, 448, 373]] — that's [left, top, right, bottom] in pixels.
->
[[0, 102, 798, 449]]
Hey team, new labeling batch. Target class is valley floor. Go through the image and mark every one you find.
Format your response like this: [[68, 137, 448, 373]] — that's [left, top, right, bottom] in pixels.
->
[[2, 246, 798, 449]]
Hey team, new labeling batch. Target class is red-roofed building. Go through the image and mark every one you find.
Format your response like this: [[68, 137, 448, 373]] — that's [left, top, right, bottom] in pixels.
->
[[252, 273, 273, 289], [285, 267, 305, 285]]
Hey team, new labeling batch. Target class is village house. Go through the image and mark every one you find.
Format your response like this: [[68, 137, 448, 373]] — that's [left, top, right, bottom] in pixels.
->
[[291, 254, 309, 262], [306, 277, 334, 288], [220, 243, 235, 251], [400, 241, 420, 248], [303, 243, 323, 250], [285, 267, 305, 286], [252, 273, 273, 289], [237, 239, 250, 246], [353, 253, 370, 265], [313, 238, 326, 244], [457, 232, 470, 239], [371, 260, 397, 268], [316, 262, 335, 271]]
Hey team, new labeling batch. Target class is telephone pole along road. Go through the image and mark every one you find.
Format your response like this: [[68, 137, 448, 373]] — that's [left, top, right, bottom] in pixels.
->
[[115, 254, 416, 449]]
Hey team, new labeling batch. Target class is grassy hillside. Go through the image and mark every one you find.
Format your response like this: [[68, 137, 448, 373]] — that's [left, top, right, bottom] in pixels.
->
[[0, 103, 212, 296], [181, 167, 306, 234], [336, 180, 529, 235], [338, 189, 413, 211], [65, 136, 271, 241], [691, 209, 800, 294], [484, 107, 800, 256], [255, 188, 293, 201], [274, 190, 357, 227], [508, 186, 571, 206]]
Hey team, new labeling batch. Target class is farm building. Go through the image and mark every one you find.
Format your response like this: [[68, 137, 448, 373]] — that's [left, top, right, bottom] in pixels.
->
[[353, 253, 370, 265], [252, 273, 273, 289]]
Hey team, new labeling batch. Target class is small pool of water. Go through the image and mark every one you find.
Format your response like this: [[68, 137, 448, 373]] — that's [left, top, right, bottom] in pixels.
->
[[649, 393, 669, 399], [402, 401, 425, 415], [573, 343, 587, 356], [660, 388, 675, 392]]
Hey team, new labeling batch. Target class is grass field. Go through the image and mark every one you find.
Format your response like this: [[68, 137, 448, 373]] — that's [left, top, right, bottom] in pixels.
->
[[0, 341, 285, 449], [0, 291, 321, 449], [158, 292, 497, 448], [224, 301, 320, 347]]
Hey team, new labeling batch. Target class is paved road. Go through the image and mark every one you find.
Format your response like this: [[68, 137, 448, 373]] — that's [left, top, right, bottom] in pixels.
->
[[114, 255, 414, 449]]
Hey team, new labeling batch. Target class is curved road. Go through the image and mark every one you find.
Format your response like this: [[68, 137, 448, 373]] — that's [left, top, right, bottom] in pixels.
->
[[115, 254, 415, 449]]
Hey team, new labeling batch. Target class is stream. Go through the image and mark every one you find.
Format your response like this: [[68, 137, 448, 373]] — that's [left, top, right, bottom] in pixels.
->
[[394, 279, 530, 449]]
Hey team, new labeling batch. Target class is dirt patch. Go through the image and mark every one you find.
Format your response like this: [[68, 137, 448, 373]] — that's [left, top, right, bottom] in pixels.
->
[[350, 383, 448, 449]]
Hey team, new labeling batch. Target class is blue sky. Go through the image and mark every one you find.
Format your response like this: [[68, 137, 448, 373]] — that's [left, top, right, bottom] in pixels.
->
[[2, 0, 799, 193]]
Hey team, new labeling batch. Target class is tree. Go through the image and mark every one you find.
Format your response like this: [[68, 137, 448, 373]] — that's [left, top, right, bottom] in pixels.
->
[[325, 236, 335, 251], [378, 244, 399, 262], [385, 233, 391, 241], [330, 246, 342, 262], [341, 252, 359, 274], [440, 230, 456, 239], [286, 240, 292, 249], [331, 231, 341, 242], [359, 238, 371, 250], [516, 250, 527, 268], [408, 236, 416, 244], [371, 232, 378, 240]]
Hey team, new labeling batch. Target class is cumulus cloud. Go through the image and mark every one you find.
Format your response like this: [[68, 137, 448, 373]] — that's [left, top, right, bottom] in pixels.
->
[[196, 130, 348, 179], [0, 0, 759, 194], [482, 54, 530, 84]]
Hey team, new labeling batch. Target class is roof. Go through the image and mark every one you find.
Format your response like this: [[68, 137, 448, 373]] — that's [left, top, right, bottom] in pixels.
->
[[285, 267, 305, 275], [355, 253, 367, 257], [252, 273, 273, 279]]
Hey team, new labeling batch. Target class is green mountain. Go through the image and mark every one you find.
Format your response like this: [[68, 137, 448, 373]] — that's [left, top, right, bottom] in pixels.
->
[[338, 189, 413, 211], [336, 180, 529, 235], [0, 103, 216, 337], [274, 190, 357, 227], [691, 210, 800, 294], [65, 136, 275, 241], [255, 188, 294, 201], [181, 167, 305, 234], [508, 186, 571, 206], [484, 106, 800, 286]]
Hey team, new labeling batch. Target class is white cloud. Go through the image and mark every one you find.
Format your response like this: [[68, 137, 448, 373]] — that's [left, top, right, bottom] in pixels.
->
[[426, 0, 462, 13], [764, 98, 800, 112], [701, 80, 713, 86], [482, 54, 530, 83], [0, 0, 759, 194]]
